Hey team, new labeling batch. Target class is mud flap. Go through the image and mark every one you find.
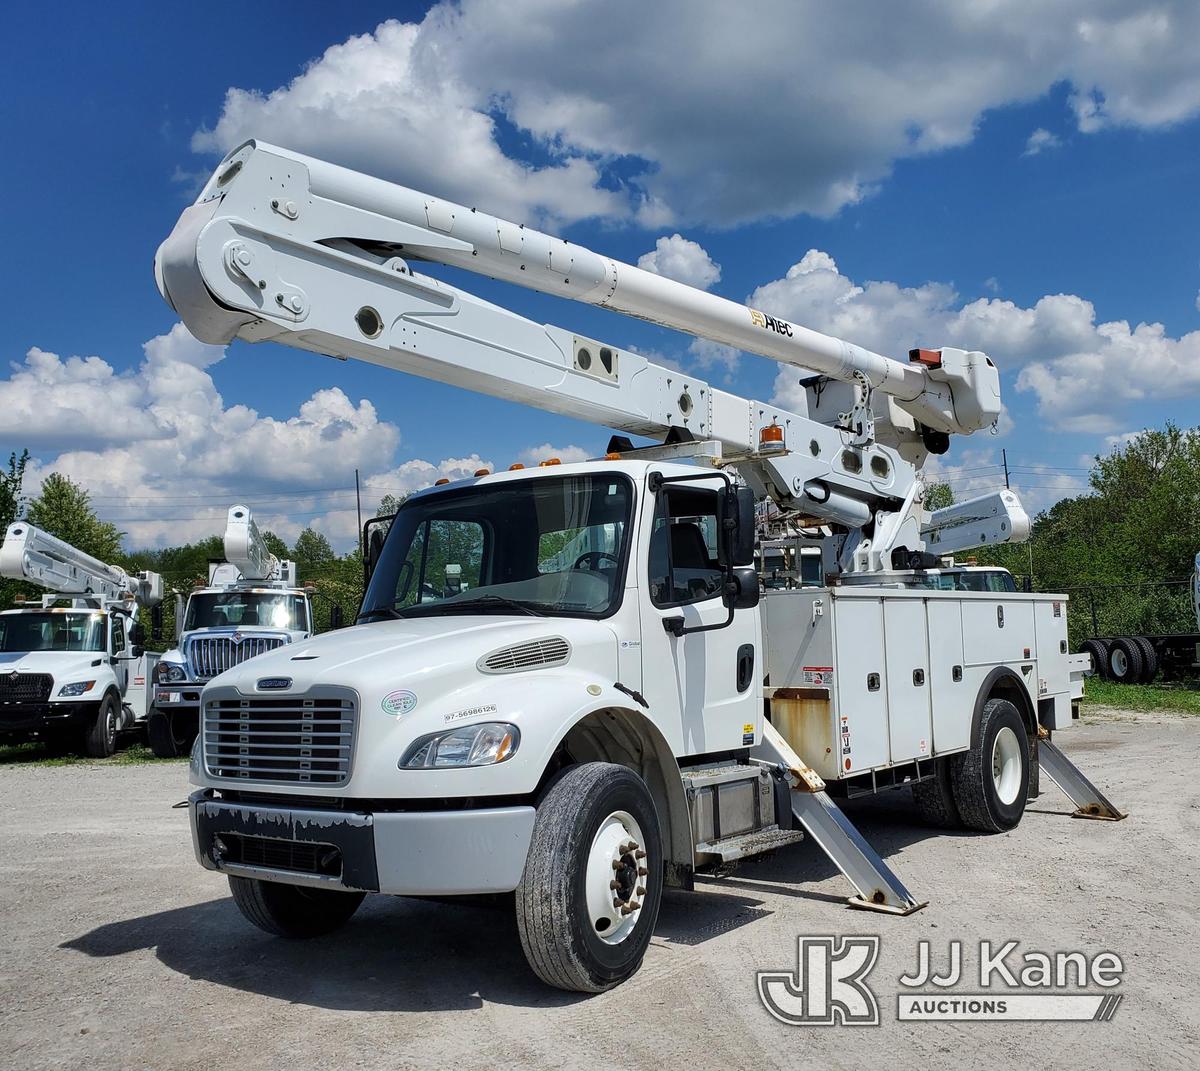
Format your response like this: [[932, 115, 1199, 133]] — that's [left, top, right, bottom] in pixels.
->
[[755, 722, 926, 915], [1037, 737, 1126, 821]]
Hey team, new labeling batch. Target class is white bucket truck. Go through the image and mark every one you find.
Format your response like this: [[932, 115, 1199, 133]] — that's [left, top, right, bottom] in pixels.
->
[[156, 142, 1123, 992], [147, 505, 317, 757], [0, 522, 163, 756]]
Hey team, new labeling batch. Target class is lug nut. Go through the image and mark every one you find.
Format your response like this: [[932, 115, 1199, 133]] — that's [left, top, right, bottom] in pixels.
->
[[637, 867, 648, 876], [612, 860, 621, 871], [609, 879, 620, 890], [635, 849, 647, 859], [636, 886, 646, 896]]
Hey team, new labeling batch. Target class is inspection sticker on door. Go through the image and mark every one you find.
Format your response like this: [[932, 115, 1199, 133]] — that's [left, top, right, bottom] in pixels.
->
[[802, 666, 834, 686]]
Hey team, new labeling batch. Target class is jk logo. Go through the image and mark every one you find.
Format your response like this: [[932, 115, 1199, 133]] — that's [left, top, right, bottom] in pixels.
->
[[757, 936, 881, 1026]]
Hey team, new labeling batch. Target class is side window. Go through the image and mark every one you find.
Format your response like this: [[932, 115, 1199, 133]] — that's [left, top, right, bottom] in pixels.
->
[[111, 615, 126, 655], [648, 486, 726, 608]]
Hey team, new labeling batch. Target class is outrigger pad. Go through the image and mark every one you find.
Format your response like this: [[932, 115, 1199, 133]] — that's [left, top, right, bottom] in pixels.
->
[[1036, 738, 1127, 822]]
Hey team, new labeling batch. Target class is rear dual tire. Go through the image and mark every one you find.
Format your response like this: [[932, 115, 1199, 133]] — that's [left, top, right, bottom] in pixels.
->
[[950, 698, 1029, 833]]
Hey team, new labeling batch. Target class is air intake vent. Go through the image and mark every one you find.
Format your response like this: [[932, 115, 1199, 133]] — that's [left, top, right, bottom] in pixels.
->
[[479, 637, 571, 674]]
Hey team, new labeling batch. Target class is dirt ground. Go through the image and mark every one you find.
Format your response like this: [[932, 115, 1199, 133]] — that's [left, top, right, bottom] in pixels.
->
[[1, 708, 1197, 1071]]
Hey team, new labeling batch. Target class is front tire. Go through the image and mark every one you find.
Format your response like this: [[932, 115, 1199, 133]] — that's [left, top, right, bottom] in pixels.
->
[[951, 698, 1030, 832], [147, 709, 192, 758], [516, 762, 663, 993], [228, 876, 365, 938], [83, 693, 120, 758]]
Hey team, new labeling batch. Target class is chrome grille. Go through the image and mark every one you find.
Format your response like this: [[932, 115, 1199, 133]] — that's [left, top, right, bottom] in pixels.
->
[[0, 673, 53, 703], [203, 690, 356, 786], [186, 634, 286, 680], [478, 636, 571, 673]]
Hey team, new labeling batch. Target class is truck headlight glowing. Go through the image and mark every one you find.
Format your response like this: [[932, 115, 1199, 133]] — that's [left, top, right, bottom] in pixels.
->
[[155, 661, 187, 684], [57, 680, 96, 697], [400, 722, 520, 769]]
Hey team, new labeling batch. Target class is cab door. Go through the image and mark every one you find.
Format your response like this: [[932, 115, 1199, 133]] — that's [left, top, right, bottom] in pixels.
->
[[109, 614, 129, 697], [636, 474, 760, 757]]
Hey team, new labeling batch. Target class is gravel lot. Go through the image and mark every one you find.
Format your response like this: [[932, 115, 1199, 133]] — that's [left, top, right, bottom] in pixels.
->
[[2, 708, 1197, 1071]]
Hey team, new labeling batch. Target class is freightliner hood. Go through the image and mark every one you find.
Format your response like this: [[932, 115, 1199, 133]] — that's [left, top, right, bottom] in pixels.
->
[[196, 615, 621, 798]]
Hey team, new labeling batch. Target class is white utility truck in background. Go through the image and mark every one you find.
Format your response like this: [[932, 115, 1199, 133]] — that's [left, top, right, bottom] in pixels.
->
[[147, 505, 317, 758], [156, 141, 1123, 993], [0, 523, 163, 756]]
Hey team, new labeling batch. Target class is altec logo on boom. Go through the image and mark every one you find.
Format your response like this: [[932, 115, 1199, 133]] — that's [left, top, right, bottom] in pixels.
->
[[757, 937, 1125, 1026], [749, 308, 794, 337]]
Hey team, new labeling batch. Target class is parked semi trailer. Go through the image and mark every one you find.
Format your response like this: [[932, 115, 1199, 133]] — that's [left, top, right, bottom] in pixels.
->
[[147, 505, 316, 758], [156, 141, 1122, 993], [1080, 552, 1200, 683], [0, 523, 163, 756]]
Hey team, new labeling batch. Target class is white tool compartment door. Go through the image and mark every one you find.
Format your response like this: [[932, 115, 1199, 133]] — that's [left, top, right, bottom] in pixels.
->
[[831, 596, 889, 772], [926, 597, 969, 753], [883, 598, 932, 763]]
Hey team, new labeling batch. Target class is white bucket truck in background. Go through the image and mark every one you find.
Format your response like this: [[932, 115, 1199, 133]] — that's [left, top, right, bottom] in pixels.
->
[[0, 522, 163, 756], [146, 505, 318, 757], [156, 142, 1124, 994]]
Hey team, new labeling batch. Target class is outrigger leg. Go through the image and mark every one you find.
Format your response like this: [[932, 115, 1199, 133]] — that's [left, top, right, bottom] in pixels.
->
[[1037, 728, 1126, 821], [756, 722, 927, 915]]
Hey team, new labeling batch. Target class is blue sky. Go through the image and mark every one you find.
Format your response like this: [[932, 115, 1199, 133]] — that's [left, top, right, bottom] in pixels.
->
[[2, 1, 1198, 548]]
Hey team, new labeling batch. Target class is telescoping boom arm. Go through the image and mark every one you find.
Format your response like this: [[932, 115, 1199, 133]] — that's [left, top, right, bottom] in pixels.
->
[[0, 522, 163, 610], [224, 504, 284, 583], [156, 140, 1026, 573]]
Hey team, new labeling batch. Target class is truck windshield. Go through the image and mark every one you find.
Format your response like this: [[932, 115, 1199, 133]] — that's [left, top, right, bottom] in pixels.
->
[[185, 592, 307, 630], [0, 612, 107, 652], [361, 474, 633, 620]]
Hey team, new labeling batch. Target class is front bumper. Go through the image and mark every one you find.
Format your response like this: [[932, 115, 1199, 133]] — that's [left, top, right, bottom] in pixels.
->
[[0, 700, 97, 735], [189, 790, 536, 896]]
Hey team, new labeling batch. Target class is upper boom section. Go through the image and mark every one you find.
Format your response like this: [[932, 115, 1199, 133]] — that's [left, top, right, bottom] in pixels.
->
[[156, 141, 1000, 439], [223, 504, 295, 585], [0, 522, 163, 610]]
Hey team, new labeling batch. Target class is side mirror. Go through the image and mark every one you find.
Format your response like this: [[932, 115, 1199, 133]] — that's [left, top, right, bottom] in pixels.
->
[[723, 485, 757, 566], [724, 564, 761, 610], [150, 604, 163, 643], [130, 646, 144, 659], [329, 604, 345, 630], [362, 515, 392, 584], [130, 622, 146, 646]]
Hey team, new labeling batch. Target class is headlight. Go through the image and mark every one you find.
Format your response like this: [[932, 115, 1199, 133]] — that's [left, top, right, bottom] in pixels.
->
[[155, 662, 187, 684], [399, 722, 520, 769], [57, 680, 96, 697]]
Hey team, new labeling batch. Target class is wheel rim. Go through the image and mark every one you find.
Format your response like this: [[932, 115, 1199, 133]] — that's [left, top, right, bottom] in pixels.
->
[[584, 809, 648, 945], [1110, 648, 1127, 677], [991, 726, 1022, 806], [105, 703, 116, 747]]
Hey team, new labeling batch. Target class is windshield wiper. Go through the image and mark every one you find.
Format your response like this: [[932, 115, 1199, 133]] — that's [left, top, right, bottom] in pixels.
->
[[358, 606, 410, 622], [427, 594, 548, 617]]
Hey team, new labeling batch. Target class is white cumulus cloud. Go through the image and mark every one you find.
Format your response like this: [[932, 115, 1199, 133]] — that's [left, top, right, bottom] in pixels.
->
[[752, 249, 1200, 433], [1023, 128, 1062, 155], [637, 235, 721, 289], [2, 326, 487, 549], [191, 2, 1200, 227]]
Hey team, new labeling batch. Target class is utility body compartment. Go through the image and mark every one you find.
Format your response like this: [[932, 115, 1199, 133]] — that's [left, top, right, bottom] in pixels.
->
[[762, 586, 1072, 783]]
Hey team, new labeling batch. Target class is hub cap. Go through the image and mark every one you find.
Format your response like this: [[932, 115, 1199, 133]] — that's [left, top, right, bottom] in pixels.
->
[[584, 810, 648, 945], [991, 726, 1022, 806], [1110, 649, 1127, 677]]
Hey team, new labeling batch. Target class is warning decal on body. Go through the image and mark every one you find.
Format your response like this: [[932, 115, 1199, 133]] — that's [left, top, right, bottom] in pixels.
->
[[802, 666, 834, 686]]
